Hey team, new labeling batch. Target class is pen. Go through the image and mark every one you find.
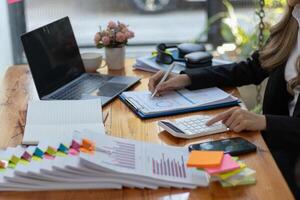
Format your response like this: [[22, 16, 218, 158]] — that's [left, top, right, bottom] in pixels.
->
[[151, 63, 176, 98]]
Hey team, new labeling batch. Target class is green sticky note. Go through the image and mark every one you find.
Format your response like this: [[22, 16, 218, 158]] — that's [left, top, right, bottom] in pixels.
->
[[32, 156, 42, 161], [10, 155, 20, 165], [220, 177, 256, 187], [19, 159, 30, 165], [8, 162, 16, 169], [217, 162, 247, 180], [46, 146, 57, 156], [232, 157, 239, 161], [56, 151, 67, 157]]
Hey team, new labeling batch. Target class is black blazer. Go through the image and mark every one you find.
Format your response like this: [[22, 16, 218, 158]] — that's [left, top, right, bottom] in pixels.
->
[[182, 51, 300, 150]]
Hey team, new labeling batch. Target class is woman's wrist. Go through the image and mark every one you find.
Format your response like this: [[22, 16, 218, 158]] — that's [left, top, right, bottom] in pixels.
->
[[258, 114, 267, 131], [180, 74, 192, 87]]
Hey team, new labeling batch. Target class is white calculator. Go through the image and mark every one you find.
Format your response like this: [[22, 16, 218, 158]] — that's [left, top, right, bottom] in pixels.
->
[[158, 115, 228, 139]]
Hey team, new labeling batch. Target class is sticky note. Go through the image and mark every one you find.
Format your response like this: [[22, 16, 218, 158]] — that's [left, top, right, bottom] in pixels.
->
[[46, 146, 56, 156], [187, 151, 224, 168], [220, 176, 256, 187], [0, 160, 8, 168], [19, 159, 30, 165], [225, 167, 256, 183], [8, 0, 22, 4], [44, 154, 55, 160], [70, 140, 81, 151], [56, 151, 67, 157], [21, 151, 32, 161], [8, 162, 16, 169], [204, 154, 240, 174], [34, 148, 44, 158], [58, 143, 69, 154], [32, 156, 42, 161], [69, 148, 79, 156], [217, 162, 247, 180], [80, 138, 95, 152], [10, 155, 20, 165]]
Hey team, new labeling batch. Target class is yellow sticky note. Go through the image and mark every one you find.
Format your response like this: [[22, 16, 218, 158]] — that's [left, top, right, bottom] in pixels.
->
[[217, 162, 247, 180], [187, 151, 224, 168]]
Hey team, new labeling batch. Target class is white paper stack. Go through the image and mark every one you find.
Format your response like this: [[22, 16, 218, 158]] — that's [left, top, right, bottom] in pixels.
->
[[133, 54, 233, 74], [133, 55, 186, 74], [0, 130, 210, 191]]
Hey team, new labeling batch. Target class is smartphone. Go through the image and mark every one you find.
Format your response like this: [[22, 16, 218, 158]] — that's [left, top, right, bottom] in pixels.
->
[[188, 137, 257, 156]]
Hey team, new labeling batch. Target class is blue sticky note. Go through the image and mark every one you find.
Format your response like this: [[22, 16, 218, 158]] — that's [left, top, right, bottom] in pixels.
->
[[58, 143, 69, 154], [34, 148, 44, 158]]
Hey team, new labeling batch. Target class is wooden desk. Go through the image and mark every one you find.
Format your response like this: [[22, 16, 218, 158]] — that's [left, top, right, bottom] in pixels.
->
[[0, 61, 294, 200]]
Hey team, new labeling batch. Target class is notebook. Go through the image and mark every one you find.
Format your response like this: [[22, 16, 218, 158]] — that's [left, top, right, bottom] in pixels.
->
[[119, 87, 239, 119], [22, 99, 105, 145]]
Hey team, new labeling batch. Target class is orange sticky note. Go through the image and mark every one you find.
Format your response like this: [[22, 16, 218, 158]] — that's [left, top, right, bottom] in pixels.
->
[[187, 150, 224, 168], [80, 138, 95, 152]]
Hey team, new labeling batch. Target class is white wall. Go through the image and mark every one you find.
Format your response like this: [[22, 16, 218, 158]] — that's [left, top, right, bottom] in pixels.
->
[[0, 1, 13, 77]]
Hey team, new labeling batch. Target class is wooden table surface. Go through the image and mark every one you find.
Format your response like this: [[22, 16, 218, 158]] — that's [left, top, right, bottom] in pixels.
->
[[0, 60, 294, 200]]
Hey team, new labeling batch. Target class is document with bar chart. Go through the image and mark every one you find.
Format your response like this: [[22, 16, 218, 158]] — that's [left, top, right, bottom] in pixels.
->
[[80, 133, 210, 188]]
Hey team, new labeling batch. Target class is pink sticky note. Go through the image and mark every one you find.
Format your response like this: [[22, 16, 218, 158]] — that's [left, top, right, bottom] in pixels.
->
[[8, 0, 22, 4], [70, 140, 81, 151], [44, 154, 55, 160], [69, 148, 79, 156], [204, 154, 240, 174]]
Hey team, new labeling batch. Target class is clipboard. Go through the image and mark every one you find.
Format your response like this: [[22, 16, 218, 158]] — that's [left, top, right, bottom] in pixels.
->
[[119, 94, 239, 119]]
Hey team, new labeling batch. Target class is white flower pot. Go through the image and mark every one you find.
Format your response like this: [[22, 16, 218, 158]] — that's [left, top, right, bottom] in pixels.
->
[[105, 46, 125, 70]]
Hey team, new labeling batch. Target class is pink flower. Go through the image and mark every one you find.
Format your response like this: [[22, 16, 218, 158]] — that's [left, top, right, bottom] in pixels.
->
[[121, 28, 128, 33], [101, 36, 110, 46], [125, 31, 135, 39], [108, 21, 117, 29], [116, 32, 126, 43], [94, 32, 101, 45], [95, 21, 134, 48], [118, 22, 127, 29]]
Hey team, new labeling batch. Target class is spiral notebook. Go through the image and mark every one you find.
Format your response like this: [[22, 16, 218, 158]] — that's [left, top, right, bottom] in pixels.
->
[[119, 87, 239, 119]]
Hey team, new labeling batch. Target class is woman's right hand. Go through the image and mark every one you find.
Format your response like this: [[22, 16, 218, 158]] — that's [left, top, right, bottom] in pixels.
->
[[148, 70, 192, 96]]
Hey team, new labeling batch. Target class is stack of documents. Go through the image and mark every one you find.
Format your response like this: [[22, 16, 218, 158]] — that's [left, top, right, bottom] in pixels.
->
[[0, 131, 210, 191], [133, 53, 232, 74], [133, 55, 186, 74], [23, 99, 105, 145], [120, 87, 239, 118], [187, 151, 256, 187]]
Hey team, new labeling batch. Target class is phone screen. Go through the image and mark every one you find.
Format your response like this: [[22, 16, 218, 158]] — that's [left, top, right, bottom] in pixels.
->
[[188, 137, 257, 156]]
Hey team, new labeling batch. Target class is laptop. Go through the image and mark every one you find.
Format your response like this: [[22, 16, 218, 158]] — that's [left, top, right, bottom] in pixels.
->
[[21, 17, 140, 106]]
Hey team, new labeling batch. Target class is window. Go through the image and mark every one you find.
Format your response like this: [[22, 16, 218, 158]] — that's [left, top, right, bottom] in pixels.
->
[[8, 0, 262, 64]]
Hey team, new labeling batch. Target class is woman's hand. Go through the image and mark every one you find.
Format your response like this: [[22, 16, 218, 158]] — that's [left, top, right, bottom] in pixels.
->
[[148, 70, 192, 96], [206, 107, 267, 132]]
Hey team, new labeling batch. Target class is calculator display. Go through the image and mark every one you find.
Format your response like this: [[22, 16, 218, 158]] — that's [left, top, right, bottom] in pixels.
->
[[160, 121, 185, 134]]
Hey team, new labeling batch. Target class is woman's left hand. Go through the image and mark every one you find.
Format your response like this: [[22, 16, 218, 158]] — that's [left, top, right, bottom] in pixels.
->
[[206, 107, 267, 132]]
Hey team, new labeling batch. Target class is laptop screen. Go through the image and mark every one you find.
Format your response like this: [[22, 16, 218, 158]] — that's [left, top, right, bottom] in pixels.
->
[[21, 17, 85, 98]]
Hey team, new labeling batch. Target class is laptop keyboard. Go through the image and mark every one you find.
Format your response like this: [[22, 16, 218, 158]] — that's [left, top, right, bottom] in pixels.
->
[[50, 74, 113, 100]]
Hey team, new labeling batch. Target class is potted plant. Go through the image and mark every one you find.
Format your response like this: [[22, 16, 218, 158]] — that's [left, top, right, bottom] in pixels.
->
[[94, 21, 135, 70]]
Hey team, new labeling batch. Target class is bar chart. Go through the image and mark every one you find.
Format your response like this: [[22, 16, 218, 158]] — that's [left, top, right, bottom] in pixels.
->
[[152, 153, 186, 178], [97, 140, 136, 170]]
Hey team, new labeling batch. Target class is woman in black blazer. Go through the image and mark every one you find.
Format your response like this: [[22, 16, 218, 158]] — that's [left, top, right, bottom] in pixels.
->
[[149, 0, 300, 198]]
